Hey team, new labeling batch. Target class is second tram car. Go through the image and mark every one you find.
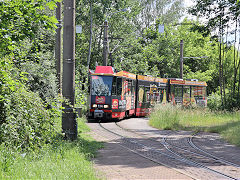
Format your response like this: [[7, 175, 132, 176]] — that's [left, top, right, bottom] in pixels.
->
[[88, 66, 207, 120], [168, 79, 207, 107]]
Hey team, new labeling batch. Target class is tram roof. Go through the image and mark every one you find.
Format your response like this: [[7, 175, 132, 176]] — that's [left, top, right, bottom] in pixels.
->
[[138, 75, 168, 83], [93, 66, 115, 75], [91, 66, 207, 86], [115, 71, 136, 79], [170, 79, 207, 86], [91, 66, 137, 79]]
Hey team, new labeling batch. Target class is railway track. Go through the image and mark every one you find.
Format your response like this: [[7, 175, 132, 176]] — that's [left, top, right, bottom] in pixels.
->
[[162, 133, 240, 179], [163, 133, 240, 168], [96, 120, 240, 180]]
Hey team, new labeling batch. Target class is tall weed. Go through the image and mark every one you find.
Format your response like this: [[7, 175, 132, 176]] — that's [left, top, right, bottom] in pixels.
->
[[149, 104, 180, 130]]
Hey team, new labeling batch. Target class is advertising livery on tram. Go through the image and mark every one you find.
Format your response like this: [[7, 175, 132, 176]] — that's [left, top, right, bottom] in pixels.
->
[[88, 66, 207, 120]]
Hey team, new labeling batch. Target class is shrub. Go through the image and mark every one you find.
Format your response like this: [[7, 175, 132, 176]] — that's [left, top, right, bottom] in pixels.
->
[[0, 57, 60, 151], [207, 92, 222, 110]]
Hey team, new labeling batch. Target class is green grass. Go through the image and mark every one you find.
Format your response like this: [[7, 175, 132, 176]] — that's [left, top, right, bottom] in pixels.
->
[[149, 104, 240, 146], [0, 117, 103, 180]]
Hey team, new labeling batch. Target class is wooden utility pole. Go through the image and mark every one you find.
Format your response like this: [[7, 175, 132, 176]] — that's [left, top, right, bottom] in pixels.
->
[[55, 2, 62, 94], [180, 40, 184, 79], [103, 20, 108, 66], [62, 0, 77, 140]]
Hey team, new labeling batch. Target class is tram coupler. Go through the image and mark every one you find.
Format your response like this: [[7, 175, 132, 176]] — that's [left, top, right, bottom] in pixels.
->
[[94, 110, 104, 118]]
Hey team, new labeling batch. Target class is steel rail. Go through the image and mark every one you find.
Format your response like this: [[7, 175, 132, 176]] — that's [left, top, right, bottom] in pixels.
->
[[161, 131, 240, 168], [98, 122, 198, 180], [160, 133, 240, 169], [115, 122, 240, 167], [115, 121, 240, 168], [161, 137, 239, 180], [188, 135, 240, 168], [114, 122, 238, 180]]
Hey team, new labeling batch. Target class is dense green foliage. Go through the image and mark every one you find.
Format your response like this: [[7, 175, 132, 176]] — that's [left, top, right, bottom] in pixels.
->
[[0, 0, 60, 151], [0, 57, 59, 150], [149, 104, 240, 146], [74, 0, 185, 104], [0, 0, 58, 56], [189, 0, 240, 109]]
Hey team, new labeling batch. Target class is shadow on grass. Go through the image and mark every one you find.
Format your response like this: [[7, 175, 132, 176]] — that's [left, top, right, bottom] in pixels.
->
[[50, 132, 103, 160]]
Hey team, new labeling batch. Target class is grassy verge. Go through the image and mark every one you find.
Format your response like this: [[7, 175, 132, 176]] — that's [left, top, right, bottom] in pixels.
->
[[149, 104, 240, 146], [0, 117, 103, 179]]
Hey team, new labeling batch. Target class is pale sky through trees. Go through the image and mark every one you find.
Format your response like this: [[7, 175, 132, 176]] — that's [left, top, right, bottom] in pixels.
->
[[184, 0, 195, 7], [181, 0, 196, 21], [183, 0, 239, 48]]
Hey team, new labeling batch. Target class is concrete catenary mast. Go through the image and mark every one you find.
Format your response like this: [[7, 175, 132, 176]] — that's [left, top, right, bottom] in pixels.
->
[[62, 0, 77, 140]]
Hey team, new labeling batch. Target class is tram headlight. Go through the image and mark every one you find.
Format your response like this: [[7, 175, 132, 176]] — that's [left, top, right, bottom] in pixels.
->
[[104, 105, 109, 108], [92, 104, 97, 108]]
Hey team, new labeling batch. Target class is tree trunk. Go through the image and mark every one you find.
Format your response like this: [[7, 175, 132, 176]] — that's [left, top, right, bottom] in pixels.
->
[[87, 0, 93, 70], [233, 19, 238, 100], [237, 47, 240, 99], [222, 40, 226, 106], [219, 36, 223, 108]]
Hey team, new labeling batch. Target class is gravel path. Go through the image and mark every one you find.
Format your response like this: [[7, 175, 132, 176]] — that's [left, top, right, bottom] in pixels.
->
[[87, 118, 240, 180]]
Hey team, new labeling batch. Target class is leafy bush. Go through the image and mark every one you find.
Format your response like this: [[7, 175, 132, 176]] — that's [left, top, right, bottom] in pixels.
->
[[207, 92, 222, 110], [208, 90, 240, 111], [19, 53, 58, 105], [0, 57, 60, 151], [0, 0, 61, 151]]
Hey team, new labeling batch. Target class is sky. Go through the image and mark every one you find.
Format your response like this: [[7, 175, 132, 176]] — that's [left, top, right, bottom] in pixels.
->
[[182, 0, 209, 24], [182, 0, 197, 21], [184, 0, 195, 8]]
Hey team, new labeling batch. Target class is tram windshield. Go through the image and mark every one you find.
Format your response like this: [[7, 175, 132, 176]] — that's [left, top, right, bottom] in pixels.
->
[[91, 76, 113, 96]]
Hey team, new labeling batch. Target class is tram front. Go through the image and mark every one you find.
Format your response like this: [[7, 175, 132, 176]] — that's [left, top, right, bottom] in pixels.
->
[[88, 66, 114, 120]]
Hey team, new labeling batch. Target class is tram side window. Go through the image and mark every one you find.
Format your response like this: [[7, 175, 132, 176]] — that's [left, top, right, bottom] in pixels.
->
[[117, 77, 122, 96], [183, 86, 190, 95], [128, 80, 132, 96], [156, 88, 161, 102], [174, 85, 183, 104], [191, 86, 197, 105], [112, 77, 117, 95], [150, 85, 157, 103], [193, 86, 207, 106], [138, 85, 144, 103], [132, 80, 136, 96], [170, 85, 174, 100], [158, 88, 165, 103], [183, 86, 190, 106], [145, 86, 150, 102]]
